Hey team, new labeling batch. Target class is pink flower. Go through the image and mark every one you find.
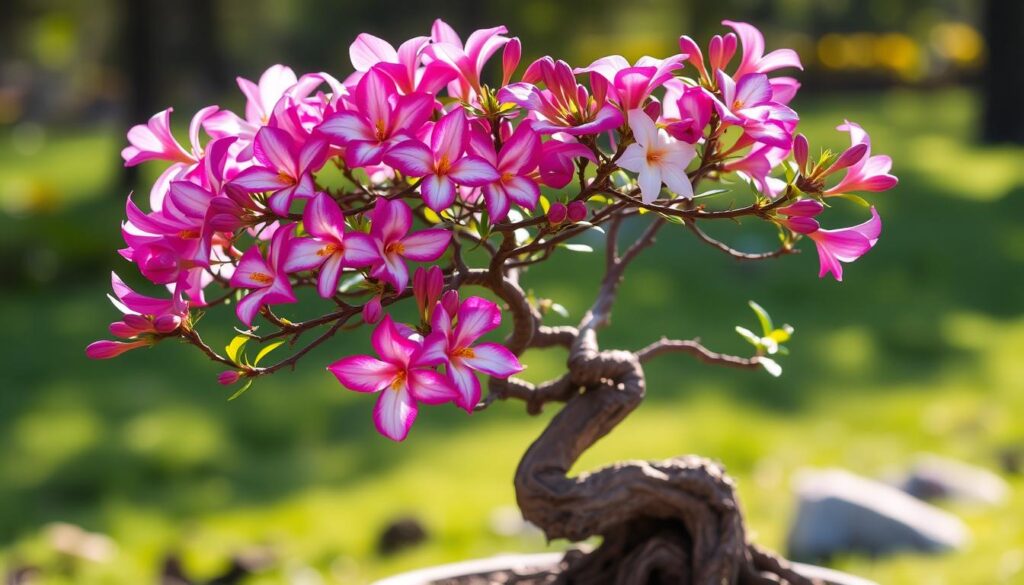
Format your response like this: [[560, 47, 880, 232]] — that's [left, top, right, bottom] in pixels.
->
[[722, 20, 803, 79], [367, 198, 451, 292], [808, 208, 882, 281], [501, 37, 521, 87], [776, 201, 883, 281], [229, 224, 298, 326], [328, 315, 460, 441], [712, 71, 798, 149], [420, 297, 523, 412], [678, 32, 738, 85], [230, 126, 328, 215], [824, 121, 898, 195], [348, 33, 455, 95], [537, 135, 596, 188], [469, 121, 542, 221], [283, 193, 378, 298], [317, 66, 435, 168], [618, 109, 697, 203], [204, 64, 303, 160], [86, 339, 153, 360], [122, 106, 219, 210], [383, 109, 500, 212], [499, 57, 624, 136], [86, 273, 188, 360], [575, 54, 685, 111], [423, 19, 510, 100], [661, 80, 712, 144]]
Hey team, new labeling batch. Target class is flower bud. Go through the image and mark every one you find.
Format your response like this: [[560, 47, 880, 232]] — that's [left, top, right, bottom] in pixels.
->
[[783, 216, 820, 235], [441, 290, 460, 316], [123, 314, 151, 331], [502, 37, 521, 87], [109, 321, 139, 338], [153, 314, 183, 333], [363, 295, 383, 325], [547, 202, 568, 225], [85, 339, 149, 360], [218, 370, 241, 385], [826, 143, 868, 175], [777, 199, 824, 218], [793, 133, 809, 174], [567, 201, 587, 223]]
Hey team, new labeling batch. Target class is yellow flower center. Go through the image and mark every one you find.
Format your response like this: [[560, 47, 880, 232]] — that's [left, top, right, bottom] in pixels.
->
[[385, 241, 405, 255], [318, 242, 339, 257], [390, 370, 407, 391], [436, 155, 451, 175], [453, 346, 476, 359], [250, 271, 274, 284]]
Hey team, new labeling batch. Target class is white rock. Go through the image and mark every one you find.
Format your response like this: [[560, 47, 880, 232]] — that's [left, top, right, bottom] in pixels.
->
[[901, 453, 1009, 505], [787, 468, 969, 561]]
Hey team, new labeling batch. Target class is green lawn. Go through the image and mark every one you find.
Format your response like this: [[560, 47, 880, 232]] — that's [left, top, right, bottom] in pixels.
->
[[1, 88, 1023, 584]]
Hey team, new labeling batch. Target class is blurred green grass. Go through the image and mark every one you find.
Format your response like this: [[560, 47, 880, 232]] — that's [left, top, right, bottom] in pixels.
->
[[1, 88, 1023, 584]]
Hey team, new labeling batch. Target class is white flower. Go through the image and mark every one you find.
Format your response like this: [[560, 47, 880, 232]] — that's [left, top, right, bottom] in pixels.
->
[[618, 109, 697, 204]]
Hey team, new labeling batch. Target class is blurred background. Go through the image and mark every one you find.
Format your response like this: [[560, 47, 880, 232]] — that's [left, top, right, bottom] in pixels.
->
[[2, 0, 1023, 583]]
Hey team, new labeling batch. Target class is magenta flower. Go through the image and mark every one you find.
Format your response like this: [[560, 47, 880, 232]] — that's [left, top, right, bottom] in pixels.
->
[[367, 198, 451, 292], [469, 121, 543, 221], [420, 297, 524, 412], [678, 32, 738, 86], [230, 126, 328, 215], [824, 121, 898, 195], [86, 273, 188, 360], [423, 19, 510, 100], [204, 64, 301, 159], [499, 57, 623, 136], [537, 136, 596, 189], [722, 20, 803, 79], [122, 106, 219, 209], [283, 193, 378, 298], [328, 315, 460, 441], [349, 33, 455, 95], [574, 54, 685, 111], [777, 201, 883, 281], [618, 109, 697, 203], [317, 67, 435, 168], [661, 80, 713, 144], [384, 109, 500, 212], [712, 71, 798, 149], [229, 224, 298, 326]]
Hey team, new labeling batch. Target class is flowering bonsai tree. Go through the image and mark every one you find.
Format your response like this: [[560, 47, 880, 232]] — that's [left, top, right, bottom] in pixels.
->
[[89, 19, 897, 584]]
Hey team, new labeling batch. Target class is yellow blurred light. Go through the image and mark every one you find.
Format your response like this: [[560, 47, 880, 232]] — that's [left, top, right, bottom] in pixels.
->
[[846, 33, 877, 68], [817, 33, 849, 69], [874, 33, 920, 75], [930, 22, 984, 65]]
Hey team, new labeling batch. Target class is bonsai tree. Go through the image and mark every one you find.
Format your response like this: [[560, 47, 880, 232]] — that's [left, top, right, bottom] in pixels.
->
[[89, 19, 897, 584]]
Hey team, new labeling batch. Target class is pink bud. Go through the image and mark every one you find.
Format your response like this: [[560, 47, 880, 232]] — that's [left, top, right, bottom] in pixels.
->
[[441, 290, 460, 316], [547, 202, 568, 225], [363, 295, 383, 325], [567, 201, 587, 223], [109, 321, 140, 338], [413, 266, 443, 319], [783, 216, 820, 235], [827, 143, 868, 175], [153, 314, 182, 333], [793, 134, 809, 174], [122, 314, 151, 330], [677, 36, 707, 79], [85, 339, 148, 360], [218, 370, 242, 385], [777, 199, 824, 218], [502, 37, 521, 87]]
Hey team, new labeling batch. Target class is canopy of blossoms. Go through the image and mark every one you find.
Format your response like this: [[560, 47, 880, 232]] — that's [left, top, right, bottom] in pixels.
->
[[89, 19, 896, 442]]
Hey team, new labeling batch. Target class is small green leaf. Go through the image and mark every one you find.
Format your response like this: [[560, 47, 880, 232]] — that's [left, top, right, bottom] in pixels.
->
[[225, 335, 249, 364], [539, 195, 551, 214], [560, 243, 593, 253], [835, 193, 871, 208], [657, 212, 686, 225], [576, 221, 605, 234], [757, 357, 782, 377], [748, 300, 773, 337], [422, 207, 442, 224], [550, 302, 570, 318], [338, 273, 366, 293], [228, 379, 255, 401], [253, 341, 285, 366], [693, 188, 730, 199]]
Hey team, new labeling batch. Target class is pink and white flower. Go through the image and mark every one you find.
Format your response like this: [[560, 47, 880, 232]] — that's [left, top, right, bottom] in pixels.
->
[[230, 126, 328, 215], [575, 55, 685, 111], [366, 198, 451, 292], [618, 109, 697, 203], [469, 121, 543, 221], [825, 121, 898, 195], [283, 193, 378, 297], [420, 296, 523, 412], [229, 224, 298, 326], [329, 315, 460, 441]]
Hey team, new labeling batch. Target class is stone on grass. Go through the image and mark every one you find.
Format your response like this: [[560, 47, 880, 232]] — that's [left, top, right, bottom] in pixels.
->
[[787, 468, 969, 562], [901, 453, 1009, 505]]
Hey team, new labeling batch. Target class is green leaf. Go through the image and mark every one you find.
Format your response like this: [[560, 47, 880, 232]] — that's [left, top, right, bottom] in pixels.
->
[[693, 188, 730, 199], [735, 326, 761, 347], [757, 357, 782, 377], [835, 193, 872, 208], [748, 300, 773, 337], [576, 221, 605, 234], [767, 324, 794, 344], [253, 341, 285, 366], [422, 207, 442, 224], [228, 379, 255, 401], [225, 335, 249, 364], [550, 302, 570, 318], [560, 243, 593, 253], [657, 212, 686, 225], [539, 195, 551, 214], [338, 273, 366, 293]]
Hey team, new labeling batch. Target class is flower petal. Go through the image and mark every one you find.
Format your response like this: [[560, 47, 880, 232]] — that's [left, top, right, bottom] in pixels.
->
[[408, 368, 460, 405], [383, 140, 435, 177], [231, 167, 290, 192], [454, 296, 501, 347], [371, 198, 412, 243], [283, 237, 332, 273], [373, 386, 417, 441], [372, 315, 418, 365], [431, 108, 467, 161], [400, 228, 451, 262], [253, 126, 298, 177], [328, 355, 398, 392], [340, 232, 380, 267], [420, 174, 457, 211], [462, 342, 524, 377], [446, 362, 481, 412], [316, 253, 344, 298], [318, 111, 374, 143], [449, 156, 500, 186]]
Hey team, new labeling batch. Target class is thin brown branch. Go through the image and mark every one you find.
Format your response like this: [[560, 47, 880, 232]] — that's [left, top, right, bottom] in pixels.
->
[[685, 220, 796, 261], [635, 337, 761, 369]]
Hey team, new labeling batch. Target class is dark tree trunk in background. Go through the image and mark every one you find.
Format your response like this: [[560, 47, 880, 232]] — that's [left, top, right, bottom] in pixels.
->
[[121, 0, 157, 195], [982, 0, 1024, 144], [184, 0, 227, 102]]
